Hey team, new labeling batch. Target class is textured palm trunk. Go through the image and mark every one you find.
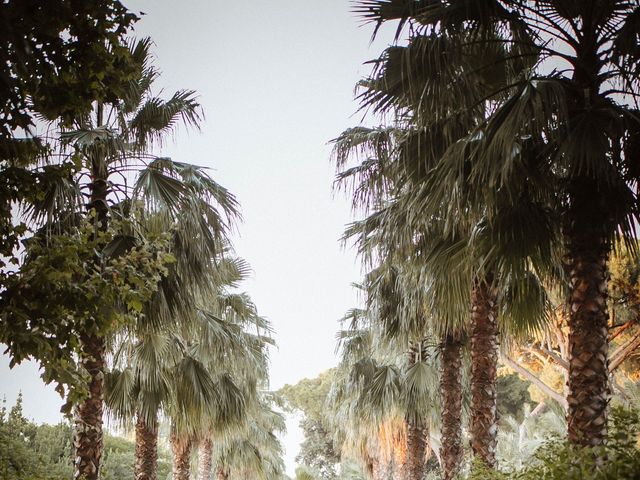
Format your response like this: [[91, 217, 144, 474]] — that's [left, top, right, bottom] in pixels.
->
[[215, 466, 228, 480], [135, 413, 158, 480], [170, 430, 192, 480], [440, 334, 463, 480], [564, 182, 610, 446], [404, 342, 426, 480], [470, 277, 499, 468], [73, 333, 105, 480], [404, 422, 426, 480], [197, 437, 213, 480], [74, 117, 110, 480]]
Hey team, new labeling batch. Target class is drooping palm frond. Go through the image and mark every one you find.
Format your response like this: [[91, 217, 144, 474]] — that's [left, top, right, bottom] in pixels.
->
[[128, 89, 202, 148]]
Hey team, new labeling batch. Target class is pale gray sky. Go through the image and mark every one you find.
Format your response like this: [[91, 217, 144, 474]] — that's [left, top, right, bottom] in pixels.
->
[[0, 1, 394, 475]]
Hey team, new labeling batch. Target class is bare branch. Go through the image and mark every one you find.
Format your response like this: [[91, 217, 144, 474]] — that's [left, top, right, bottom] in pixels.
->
[[609, 329, 640, 373], [500, 354, 567, 409]]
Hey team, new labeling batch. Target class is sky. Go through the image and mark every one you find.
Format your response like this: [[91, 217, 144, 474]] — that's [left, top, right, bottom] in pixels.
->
[[0, 1, 394, 475]]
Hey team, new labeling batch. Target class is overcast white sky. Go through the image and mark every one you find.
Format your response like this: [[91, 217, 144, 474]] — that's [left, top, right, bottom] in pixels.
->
[[0, 1, 394, 475]]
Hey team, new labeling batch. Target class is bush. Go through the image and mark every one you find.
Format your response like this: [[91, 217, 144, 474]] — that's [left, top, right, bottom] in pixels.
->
[[469, 407, 640, 480]]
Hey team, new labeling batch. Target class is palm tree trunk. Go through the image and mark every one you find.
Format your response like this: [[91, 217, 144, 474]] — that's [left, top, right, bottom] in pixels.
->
[[216, 466, 228, 480], [170, 430, 192, 480], [440, 334, 463, 480], [404, 422, 426, 480], [564, 187, 610, 446], [73, 333, 105, 480], [73, 124, 111, 480], [198, 437, 213, 480], [404, 341, 426, 480], [470, 277, 499, 468], [135, 413, 158, 480]]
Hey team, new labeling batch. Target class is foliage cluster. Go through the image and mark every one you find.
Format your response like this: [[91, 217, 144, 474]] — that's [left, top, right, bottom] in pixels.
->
[[0, 394, 172, 480], [280, 370, 342, 479], [0, 218, 173, 410], [0, 0, 139, 135], [470, 407, 640, 480]]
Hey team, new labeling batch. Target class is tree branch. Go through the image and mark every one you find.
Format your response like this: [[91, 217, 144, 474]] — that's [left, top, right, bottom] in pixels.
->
[[500, 354, 567, 410], [609, 319, 637, 341], [609, 329, 640, 372], [529, 345, 569, 371]]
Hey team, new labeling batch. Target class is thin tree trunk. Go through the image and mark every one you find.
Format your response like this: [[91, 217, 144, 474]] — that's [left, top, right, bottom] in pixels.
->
[[215, 466, 228, 480], [564, 193, 610, 446], [470, 277, 499, 468], [74, 333, 105, 480], [198, 437, 213, 480], [135, 413, 158, 480], [440, 334, 463, 480], [170, 430, 192, 480]]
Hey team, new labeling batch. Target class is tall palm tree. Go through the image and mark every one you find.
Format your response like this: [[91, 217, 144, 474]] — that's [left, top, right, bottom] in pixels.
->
[[107, 254, 263, 480], [194, 294, 274, 480], [54, 37, 238, 479], [370, 0, 640, 446], [338, 4, 559, 470]]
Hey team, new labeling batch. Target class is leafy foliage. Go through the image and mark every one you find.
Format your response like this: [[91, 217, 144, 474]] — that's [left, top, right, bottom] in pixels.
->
[[471, 407, 640, 480], [280, 370, 341, 479], [497, 373, 533, 423], [0, 0, 139, 135], [0, 218, 173, 411], [0, 395, 172, 480]]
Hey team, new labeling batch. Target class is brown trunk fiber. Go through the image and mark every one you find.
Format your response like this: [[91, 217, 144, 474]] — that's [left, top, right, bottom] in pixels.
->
[[404, 422, 426, 480], [216, 466, 228, 480], [170, 430, 192, 480], [470, 278, 499, 468], [198, 437, 213, 480], [135, 413, 158, 480], [564, 195, 610, 446], [74, 333, 105, 480], [403, 341, 426, 480], [440, 334, 463, 480]]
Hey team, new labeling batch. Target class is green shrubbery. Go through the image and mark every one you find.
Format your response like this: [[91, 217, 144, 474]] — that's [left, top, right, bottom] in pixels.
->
[[470, 407, 640, 480], [0, 395, 172, 480]]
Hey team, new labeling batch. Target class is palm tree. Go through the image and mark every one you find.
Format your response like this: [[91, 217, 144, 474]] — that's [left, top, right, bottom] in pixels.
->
[[52, 37, 238, 479], [194, 294, 274, 480], [338, 4, 559, 470], [330, 290, 441, 480], [207, 394, 287, 480], [439, 334, 464, 480], [369, 0, 640, 446], [107, 255, 265, 480]]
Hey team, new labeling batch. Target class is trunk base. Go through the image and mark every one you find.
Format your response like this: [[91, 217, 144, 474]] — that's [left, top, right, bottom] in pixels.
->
[[74, 334, 105, 480], [470, 279, 499, 468]]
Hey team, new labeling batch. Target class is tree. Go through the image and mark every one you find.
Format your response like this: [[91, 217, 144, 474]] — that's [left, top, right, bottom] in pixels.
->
[[374, 0, 640, 447], [280, 370, 341, 479], [0, 395, 174, 480], [0, 1, 140, 286], [0, 0, 139, 137], [1, 35, 237, 480], [105, 171, 242, 480], [208, 394, 288, 480], [331, 19, 549, 469]]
